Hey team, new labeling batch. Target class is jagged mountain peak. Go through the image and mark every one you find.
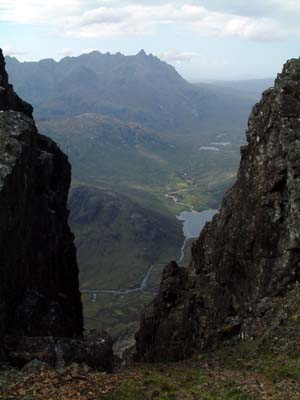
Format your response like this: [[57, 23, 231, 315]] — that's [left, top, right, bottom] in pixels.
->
[[5, 49, 200, 127], [136, 49, 147, 57]]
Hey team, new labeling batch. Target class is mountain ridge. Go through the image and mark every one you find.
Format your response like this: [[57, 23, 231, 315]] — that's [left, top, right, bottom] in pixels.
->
[[5, 50, 254, 139]]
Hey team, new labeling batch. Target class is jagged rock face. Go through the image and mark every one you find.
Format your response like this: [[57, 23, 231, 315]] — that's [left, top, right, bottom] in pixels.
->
[[0, 49, 83, 337], [0, 51, 32, 116], [135, 59, 300, 362]]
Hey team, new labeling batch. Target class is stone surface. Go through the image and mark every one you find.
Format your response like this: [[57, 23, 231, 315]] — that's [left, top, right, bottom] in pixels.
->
[[22, 358, 50, 372], [4, 334, 114, 372], [0, 48, 83, 338], [135, 58, 300, 362]]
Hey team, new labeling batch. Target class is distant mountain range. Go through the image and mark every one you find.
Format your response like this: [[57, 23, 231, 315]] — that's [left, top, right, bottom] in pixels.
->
[[204, 78, 274, 99], [6, 51, 263, 139]]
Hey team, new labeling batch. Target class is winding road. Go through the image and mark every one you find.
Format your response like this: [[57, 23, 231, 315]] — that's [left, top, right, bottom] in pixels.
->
[[165, 188, 195, 211], [81, 263, 162, 296]]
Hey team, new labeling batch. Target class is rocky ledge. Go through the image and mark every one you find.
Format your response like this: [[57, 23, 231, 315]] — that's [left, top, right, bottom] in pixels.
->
[[3, 333, 114, 372], [135, 58, 300, 361]]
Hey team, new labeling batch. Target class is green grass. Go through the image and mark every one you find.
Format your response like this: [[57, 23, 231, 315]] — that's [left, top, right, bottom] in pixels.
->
[[97, 364, 258, 400], [82, 291, 155, 336], [253, 354, 300, 382], [203, 390, 257, 400]]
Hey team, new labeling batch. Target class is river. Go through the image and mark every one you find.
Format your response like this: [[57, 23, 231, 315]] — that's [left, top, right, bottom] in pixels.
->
[[177, 209, 218, 263], [81, 263, 158, 296]]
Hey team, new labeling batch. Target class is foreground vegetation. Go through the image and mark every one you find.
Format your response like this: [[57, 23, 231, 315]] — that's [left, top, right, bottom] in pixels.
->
[[2, 345, 300, 400], [3, 285, 300, 399]]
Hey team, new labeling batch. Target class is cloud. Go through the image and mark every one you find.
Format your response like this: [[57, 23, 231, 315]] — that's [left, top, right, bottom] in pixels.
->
[[272, 0, 300, 14], [160, 50, 228, 78], [64, 3, 285, 40], [160, 50, 202, 64], [0, 1, 296, 41], [57, 48, 76, 57], [159, 50, 229, 80], [196, 0, 300, 17], [2, 44, 29, 58]]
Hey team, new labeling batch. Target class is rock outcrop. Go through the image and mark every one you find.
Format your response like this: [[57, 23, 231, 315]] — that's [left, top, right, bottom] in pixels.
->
[[0, 51, 32, 116], [4, 333, 114, 372], [0, 48, 83, 338], [135, 58, 300, 361]]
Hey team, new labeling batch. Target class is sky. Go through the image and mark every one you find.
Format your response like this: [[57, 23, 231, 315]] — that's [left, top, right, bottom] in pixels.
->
[[1, 0, 300, 80]]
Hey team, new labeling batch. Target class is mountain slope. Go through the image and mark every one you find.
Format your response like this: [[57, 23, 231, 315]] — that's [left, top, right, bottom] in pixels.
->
[[69, 185, 183, 289], [38, 113, 173, 186]]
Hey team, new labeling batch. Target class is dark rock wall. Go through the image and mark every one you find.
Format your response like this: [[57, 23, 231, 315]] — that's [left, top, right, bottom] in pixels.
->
[[0, 51, 32, 116], [0, 49, 83, 337], [135, 59, 300, 361]]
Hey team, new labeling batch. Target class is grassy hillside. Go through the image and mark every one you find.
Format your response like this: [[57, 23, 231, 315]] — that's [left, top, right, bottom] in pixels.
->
[[38, 112, 241, 215], [69, 185, 182, 289], [38, 114, 173, 188]]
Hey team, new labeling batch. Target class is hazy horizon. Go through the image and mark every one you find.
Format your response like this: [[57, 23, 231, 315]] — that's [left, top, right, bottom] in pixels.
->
[[6, 49, 277, 83], [1, 1, 300, 80]]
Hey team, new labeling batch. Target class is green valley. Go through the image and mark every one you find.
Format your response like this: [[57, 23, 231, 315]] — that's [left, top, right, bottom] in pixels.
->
[[5, 50, 272, 351]]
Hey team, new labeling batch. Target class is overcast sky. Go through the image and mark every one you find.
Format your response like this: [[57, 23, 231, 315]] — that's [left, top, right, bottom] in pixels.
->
[[1, 0, 300, 80]]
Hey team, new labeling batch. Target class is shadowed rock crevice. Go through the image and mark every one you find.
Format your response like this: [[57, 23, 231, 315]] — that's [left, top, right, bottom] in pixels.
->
[[135, 58, 300, 362]]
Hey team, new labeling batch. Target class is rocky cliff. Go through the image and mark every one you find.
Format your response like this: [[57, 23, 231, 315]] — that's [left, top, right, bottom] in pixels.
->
[[0, 51, 32, 116], [136, 58, 300, 361], [0, 49, 83, 338]]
